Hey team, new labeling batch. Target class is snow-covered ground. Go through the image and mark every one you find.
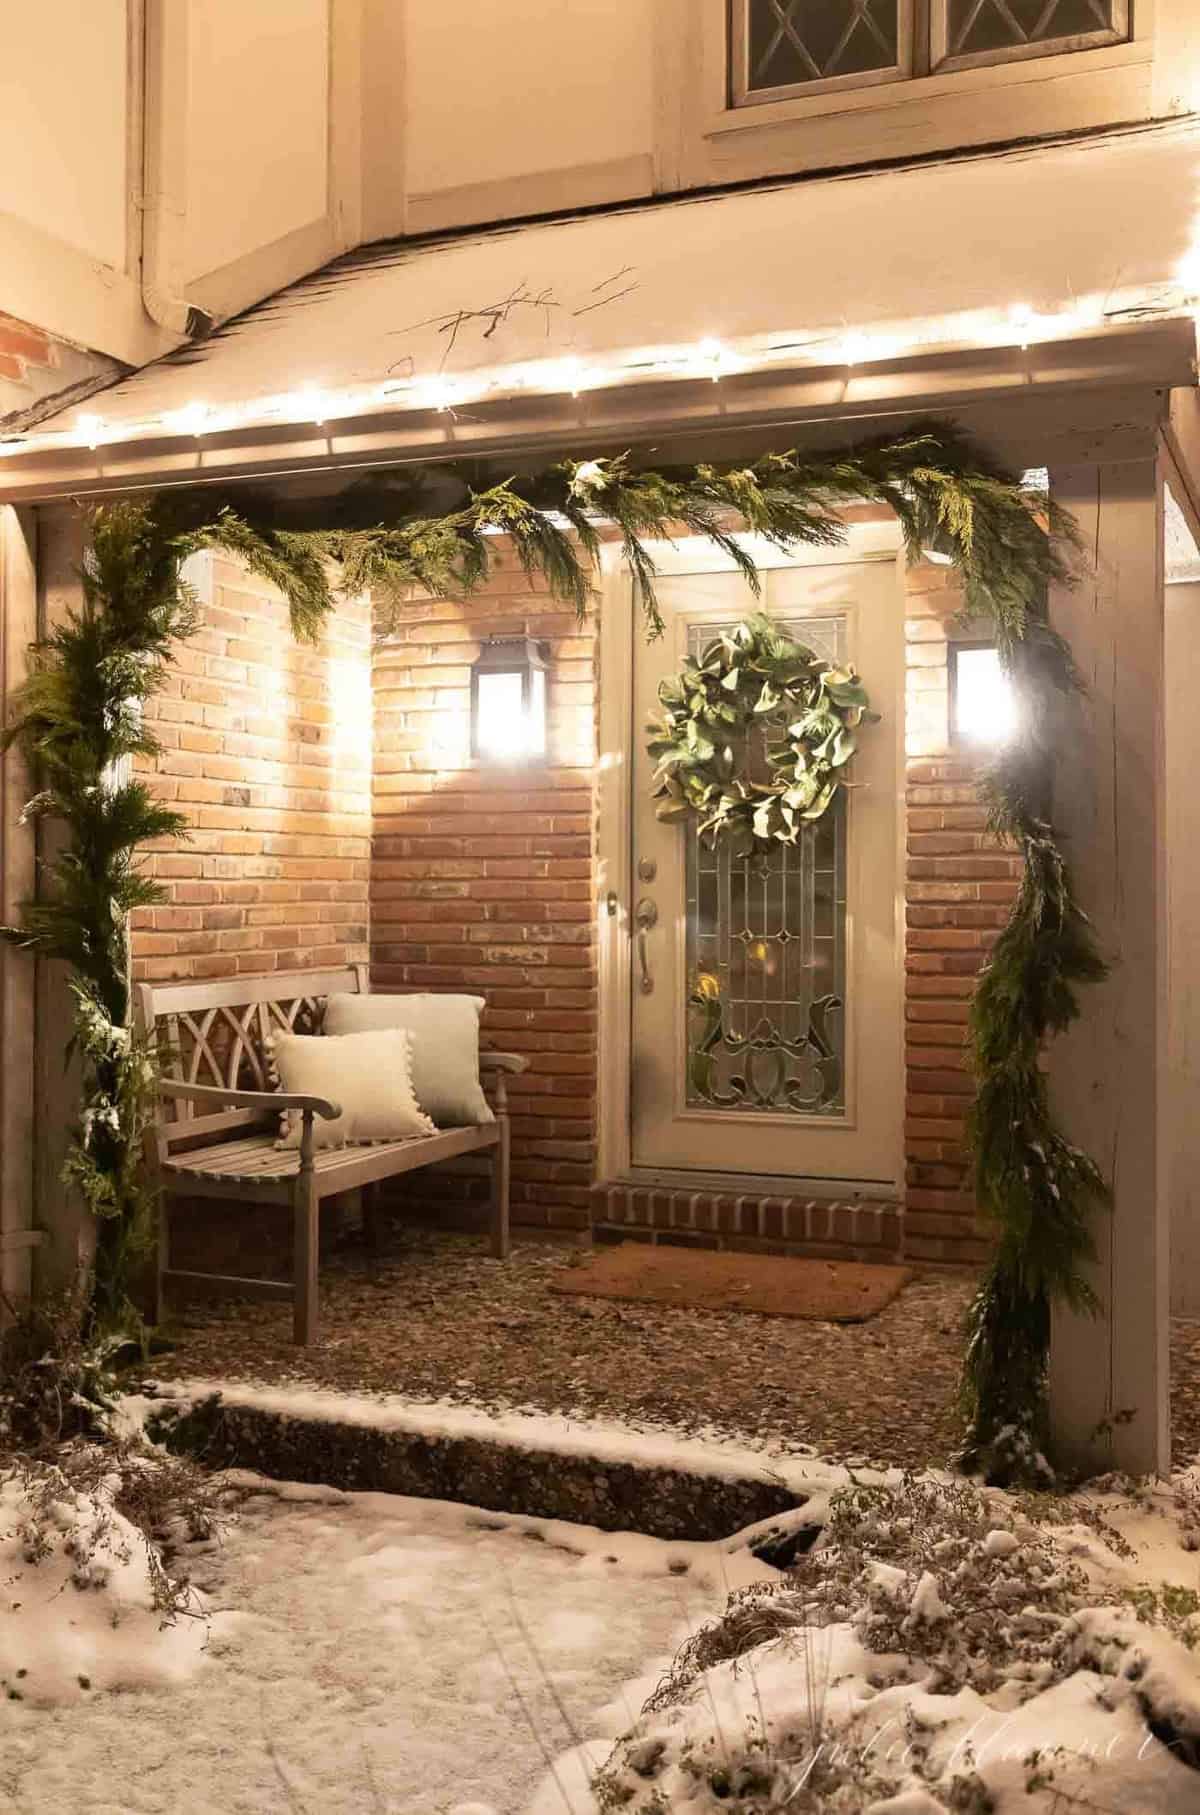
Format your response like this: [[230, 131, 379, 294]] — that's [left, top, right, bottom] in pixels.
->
[[0, 1470, 762, 1814], [6, 1387, 1200, 1814]]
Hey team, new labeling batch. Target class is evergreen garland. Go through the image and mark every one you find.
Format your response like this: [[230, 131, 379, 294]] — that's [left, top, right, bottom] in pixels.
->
[[3, 426, 1103, 1476], [2, 500, 337, 1335]]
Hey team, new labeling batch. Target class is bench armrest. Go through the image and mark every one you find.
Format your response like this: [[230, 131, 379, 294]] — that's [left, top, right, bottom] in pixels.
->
[[158, 1079, 342, 1119], [479, 1051, 529, 1075]]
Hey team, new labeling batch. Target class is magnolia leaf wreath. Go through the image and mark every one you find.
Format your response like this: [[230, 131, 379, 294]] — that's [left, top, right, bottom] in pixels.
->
[[645, 614, 876, 851]]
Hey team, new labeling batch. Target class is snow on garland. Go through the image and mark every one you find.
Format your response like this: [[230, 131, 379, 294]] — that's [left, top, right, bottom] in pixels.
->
[[645, 613, 876, 852], [1, 426, 1101, 1480]]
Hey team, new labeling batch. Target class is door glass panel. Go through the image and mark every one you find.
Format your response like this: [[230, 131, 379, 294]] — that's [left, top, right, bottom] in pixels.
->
[[684, 615, 848, 1118], [944, 0, 1117, 57], [745, 0, 899, 91]]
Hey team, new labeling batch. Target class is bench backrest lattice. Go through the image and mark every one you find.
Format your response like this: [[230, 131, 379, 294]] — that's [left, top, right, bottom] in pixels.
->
[[137, 966, 368, 1153]]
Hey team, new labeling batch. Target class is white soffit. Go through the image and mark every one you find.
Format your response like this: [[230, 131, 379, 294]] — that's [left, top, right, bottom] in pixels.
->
[[4, 117, 1200, 497]]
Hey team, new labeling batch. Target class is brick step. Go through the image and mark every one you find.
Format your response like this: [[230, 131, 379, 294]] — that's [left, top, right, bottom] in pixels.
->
[[592, 1181, 904, 1264]]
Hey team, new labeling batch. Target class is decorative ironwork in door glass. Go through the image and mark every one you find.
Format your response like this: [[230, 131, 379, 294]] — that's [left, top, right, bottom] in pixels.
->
[[944, 0, 1117, 57], [685, 616, 847, 1118], [745, 1, 899, 92]]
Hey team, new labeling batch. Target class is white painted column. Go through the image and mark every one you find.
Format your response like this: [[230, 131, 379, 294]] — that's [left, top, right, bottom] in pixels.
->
[[0, 506, 38, 1320], [1046, 459, 1170, 1477], [1167, 580, 1200, 1318]]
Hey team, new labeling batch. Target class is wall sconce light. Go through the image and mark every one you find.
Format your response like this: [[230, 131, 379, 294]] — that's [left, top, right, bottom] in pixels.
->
[[470, 636, 549, 761], [950, 642, 1019, 746]]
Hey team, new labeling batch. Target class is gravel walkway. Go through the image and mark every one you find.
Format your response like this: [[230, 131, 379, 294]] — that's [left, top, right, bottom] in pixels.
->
[[150, 1230, 977, 1471], [148, 1231, 1200, 1472]]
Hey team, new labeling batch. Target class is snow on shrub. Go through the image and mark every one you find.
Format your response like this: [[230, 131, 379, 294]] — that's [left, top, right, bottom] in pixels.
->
[[0, 1460, 212, 1705], [567, 1474, 1200, 1813]]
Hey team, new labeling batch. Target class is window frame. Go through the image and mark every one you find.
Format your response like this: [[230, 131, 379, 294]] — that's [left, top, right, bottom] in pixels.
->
[[930, 0, 1131, 74], [730, 0, 916, 106]]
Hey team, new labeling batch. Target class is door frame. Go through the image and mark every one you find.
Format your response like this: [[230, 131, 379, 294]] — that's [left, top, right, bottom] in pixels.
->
[[595, 520, 908, 1192]]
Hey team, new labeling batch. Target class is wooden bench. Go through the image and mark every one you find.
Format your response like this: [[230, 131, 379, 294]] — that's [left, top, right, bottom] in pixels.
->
[[133, 965, 527, 1345]]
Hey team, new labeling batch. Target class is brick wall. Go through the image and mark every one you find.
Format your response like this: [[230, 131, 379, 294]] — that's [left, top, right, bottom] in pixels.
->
[[370, 551, 596, 1234], [130, 533, 1008, 1268], [0, 314, 54, 390], [131, 550, 371, 984], [0, 311, 120, 431], [903, 559, 1019, 1265]]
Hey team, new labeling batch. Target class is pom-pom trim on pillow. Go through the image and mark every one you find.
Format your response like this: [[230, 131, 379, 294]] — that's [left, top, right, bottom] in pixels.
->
[[267, 1027, 435, 1150]]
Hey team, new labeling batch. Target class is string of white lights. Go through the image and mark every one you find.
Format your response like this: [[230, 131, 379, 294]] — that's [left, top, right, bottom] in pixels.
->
[[0, 280, 1192, 461]]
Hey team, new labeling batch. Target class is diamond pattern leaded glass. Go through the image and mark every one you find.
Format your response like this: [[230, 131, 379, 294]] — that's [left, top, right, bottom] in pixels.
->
[[945, 0, 1117, 56], [745, 0, 899, 93], [685, 616, 847, 1118]]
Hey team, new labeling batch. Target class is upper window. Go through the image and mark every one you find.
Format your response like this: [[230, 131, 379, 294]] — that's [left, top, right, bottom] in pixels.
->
[[731, 0, 1129, 104], [934, 0, 1129, 71], [732, 2, 908, 101]]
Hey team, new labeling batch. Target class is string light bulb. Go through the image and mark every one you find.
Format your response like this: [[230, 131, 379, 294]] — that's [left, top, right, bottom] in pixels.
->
[[1177, 249, 1200, 301], [417, 377, 462, 414], [292, 384, 330, 425], [167, 402, 212, 437], [695, 337, 727, 381]]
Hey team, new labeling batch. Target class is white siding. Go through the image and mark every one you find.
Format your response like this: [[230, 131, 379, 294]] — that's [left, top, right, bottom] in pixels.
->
[[186, 0, 331, 282], [0, 0, 128, 269], [403, 0, 654, 197]]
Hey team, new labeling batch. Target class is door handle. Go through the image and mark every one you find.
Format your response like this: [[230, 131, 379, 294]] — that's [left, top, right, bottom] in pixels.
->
[[634, 897, 657, 995]]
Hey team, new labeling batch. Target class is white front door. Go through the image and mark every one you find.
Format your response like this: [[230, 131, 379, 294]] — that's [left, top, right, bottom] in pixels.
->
[[626, 533, 904, 1187]]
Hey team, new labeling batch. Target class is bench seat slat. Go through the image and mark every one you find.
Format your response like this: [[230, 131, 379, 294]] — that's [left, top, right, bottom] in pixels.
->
[[163, 1124, 499, 1194]]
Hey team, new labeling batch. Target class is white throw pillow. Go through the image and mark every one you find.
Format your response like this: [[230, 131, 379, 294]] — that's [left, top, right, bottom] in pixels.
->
[[269, 1027, 435, 1150], [323, 992, 494, 1128]]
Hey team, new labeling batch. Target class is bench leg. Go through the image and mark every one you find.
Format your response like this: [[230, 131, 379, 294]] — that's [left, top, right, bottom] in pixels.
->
[[490, 1115, 511, 1260], [154, 1193, 170, 1327], [362, 1180, 384, 1257], [293, 1124, 320, 1344]]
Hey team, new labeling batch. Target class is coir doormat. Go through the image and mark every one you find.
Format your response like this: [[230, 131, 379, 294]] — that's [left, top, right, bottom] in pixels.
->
[[550, 1243, 912, 1323]]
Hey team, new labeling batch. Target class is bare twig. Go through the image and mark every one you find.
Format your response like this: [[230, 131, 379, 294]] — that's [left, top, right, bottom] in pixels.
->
[[572, 284, 638, 317], [389, 269, 639, 369], [393, 283, 560, 369]]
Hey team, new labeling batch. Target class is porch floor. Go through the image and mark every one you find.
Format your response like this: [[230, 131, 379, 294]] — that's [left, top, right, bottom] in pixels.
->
[[145, 1229, 1200, 1472]]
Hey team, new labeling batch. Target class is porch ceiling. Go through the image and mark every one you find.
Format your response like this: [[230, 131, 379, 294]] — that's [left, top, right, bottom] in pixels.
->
[[2, 117, 1200, 502]]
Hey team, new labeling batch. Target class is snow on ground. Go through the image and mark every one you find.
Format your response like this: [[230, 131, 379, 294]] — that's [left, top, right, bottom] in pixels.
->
[[0, 1472, 759, 1815], [10, 1389, 1200, 1813], [0, 1468, 209, 1707]]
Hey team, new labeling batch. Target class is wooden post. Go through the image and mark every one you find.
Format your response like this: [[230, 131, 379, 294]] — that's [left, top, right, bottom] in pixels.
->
[[32, 506, 91, 1296], [490, 1072, 511, 1260], [293, 1109, 320, 1344], [0, 507, 37, 1323], [1166, 578, 1200, 1315], [1046, 458, 1170, 1477]]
